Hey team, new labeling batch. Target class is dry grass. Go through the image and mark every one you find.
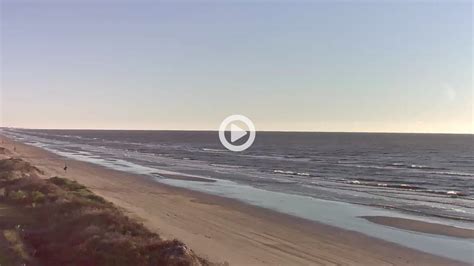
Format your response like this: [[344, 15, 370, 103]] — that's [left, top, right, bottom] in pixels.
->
[[0, 157, 212, 266], [0, 157, 43, 181], [3, 229, 30, 261]]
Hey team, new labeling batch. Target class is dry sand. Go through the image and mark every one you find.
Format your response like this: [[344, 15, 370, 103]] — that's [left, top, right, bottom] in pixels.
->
[[0, 136, 467, 265]]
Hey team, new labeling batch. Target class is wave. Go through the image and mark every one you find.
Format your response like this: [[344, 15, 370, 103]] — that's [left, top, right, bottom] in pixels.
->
[[424, 190, 469, 197], [297, 172, 310, 176], [283, 155, 311, 161], [391, 163, 404, 166], [428, 171, 473, 178], [340, 162, 458, 173], [388, 163, 473, 177], [389, 163, 451, 171], [209, 163, 242, 169], [274, 170, 295, 175], [347, 180, 424, 190], [347, 179, 470, 197], [201, 148, 226, 153], [273, 169, 310, 177], [339, 164, 397, 170], [408, 164, 444, 170]]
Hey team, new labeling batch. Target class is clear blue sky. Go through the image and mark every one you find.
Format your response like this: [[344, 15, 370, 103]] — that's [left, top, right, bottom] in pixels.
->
[[1, 0, 472, 133]]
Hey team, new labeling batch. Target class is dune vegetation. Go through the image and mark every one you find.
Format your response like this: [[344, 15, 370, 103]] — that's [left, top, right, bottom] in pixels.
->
[[0, 156, 211, 266]]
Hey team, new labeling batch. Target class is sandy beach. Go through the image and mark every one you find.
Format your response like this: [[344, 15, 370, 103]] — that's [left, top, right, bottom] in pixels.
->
[[0, 136, 468, 266]]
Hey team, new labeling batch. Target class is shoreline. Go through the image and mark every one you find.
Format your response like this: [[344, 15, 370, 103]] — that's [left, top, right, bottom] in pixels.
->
[[158, 173, 216, 183], [1, 136, 470, 265], [361, 216, 474, 239]]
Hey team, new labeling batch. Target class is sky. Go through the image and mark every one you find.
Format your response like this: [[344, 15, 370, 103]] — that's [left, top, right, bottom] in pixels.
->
[[0, 0, 472, 133]]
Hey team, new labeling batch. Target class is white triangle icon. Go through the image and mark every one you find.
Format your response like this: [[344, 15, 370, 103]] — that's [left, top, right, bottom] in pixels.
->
[[230, 124, 248, 142]]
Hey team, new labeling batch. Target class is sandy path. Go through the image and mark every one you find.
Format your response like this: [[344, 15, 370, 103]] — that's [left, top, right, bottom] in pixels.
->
[[0, 137, 467, 265]]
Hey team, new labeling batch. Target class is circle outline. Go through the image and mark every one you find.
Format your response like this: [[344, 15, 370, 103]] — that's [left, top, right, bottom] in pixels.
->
[[219, 115, 256, 152]]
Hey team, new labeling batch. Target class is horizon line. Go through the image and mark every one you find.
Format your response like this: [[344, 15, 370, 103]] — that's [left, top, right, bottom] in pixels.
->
[[1, 126, 472, 135]]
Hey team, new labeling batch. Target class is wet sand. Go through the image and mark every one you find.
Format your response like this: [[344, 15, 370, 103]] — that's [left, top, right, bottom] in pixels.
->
[[362, 216, 474, 239], [0, 136, 468, 265]]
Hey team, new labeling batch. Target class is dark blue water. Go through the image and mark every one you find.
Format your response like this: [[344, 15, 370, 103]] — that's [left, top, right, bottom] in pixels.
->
[[3, 128, 473, 221]]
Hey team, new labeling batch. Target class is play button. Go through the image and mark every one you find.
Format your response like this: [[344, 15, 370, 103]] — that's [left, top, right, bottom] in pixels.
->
[[230, 124, 248, 142], [219, 115, 256, 152]]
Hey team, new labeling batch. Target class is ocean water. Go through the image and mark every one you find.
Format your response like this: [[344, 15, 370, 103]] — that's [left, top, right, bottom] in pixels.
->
[[3, 128, 473, 222]]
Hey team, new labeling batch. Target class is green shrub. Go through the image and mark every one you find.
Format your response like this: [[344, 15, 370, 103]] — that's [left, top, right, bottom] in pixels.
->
[[31, 191, 46, 203], [48, 176, 84, 191], [73, 190, 107, 204], [8, 190, 27, 202]]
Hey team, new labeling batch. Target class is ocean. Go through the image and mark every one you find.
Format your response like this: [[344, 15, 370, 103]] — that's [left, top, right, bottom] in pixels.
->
[[3, 128, 473, 222]]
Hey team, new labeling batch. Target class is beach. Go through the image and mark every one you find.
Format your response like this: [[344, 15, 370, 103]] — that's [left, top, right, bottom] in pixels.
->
[[0, 136, 470, 265]]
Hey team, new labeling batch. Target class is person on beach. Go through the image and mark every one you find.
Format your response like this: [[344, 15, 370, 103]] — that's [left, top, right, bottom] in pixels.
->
[[64, 162, 68, 173]]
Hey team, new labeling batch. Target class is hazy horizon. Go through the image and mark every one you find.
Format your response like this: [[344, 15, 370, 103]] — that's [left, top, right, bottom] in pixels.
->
[[1, 1, 472, 134], [3, 126, 474, 135]]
